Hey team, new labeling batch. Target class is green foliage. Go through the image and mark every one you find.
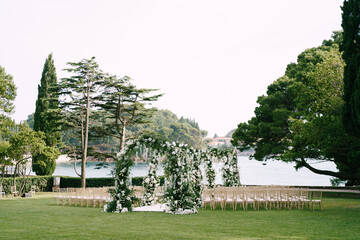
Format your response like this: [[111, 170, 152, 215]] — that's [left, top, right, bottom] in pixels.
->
[[164, 141, 198, 213], [8, 124, 59, 167], [202, 149, 216, 188], [33, 53, 61, 147], [131, 176, 145, 186], [32, 147, 58, 176], [322, 30, 343, 47], [132, 176, 165, 186], [57, 176, 164, 188], [142, 154, 160, 206], [1, 175, 53, 194], [330, 177, 346, 187], [131, 109, 207, 148], [51, 108, 207, 153], [109, 135, 233, 214], [25, 113, 34, 129], [232, 34, 360, 182], [60, 57, 106, 187], [191, 150, 203, 207], [59, 176, 115, 188], [0, 141, 11, 174], [32, 55, 62, 177], [0, 66, 16, 114], [93, 75, 162, 151], [0, 65, 16, 137], [219, 148, 240, 187], [1, 123, 59, 194], [105, 153, 134, 213], [341, 1, 360, 137], [59, 58, 164, 188]]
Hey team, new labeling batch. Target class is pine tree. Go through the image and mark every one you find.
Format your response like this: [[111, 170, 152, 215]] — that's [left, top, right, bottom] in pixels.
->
[[60, 57, 106, 188], [341, 0, 360, 137], [94, 75, 162, 151], [32, 53, 61, 175]]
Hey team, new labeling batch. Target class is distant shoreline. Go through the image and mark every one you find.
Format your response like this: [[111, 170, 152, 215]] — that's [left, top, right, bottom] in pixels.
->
[[56, 155, 71, 163], [56, 155, 114, 164]]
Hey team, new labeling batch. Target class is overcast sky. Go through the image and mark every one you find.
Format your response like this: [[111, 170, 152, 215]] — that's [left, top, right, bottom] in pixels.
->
[[0, 0, 343, 137]]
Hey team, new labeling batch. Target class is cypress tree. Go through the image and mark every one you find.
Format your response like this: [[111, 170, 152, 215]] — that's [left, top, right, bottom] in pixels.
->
[[341, 0, 360, 137], [32, 53, 61, 175]]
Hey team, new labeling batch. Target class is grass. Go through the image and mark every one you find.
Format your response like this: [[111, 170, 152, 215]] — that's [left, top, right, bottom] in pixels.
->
[[0, 193, 360, 239]]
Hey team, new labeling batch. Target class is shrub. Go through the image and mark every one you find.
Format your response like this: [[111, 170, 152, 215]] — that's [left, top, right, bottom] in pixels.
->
[[59, 177, 115, 188], [0, 175, 165, 195], [59, 176, 164, 188], [1, 176, 53, 194]]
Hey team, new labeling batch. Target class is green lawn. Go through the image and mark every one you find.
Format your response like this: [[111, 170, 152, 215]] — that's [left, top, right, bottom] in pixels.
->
[[0, 193, 359, 240]]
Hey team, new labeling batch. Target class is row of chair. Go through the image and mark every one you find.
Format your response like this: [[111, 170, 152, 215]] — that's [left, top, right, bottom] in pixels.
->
[[53, 186, 165, 208], [54, 187, 112, 208], [202, 186, 322, 211], [54, 186, 322, 211]]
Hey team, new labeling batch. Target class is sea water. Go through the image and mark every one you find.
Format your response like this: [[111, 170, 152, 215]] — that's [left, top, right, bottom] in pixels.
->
[[53, 156, 337, 186]]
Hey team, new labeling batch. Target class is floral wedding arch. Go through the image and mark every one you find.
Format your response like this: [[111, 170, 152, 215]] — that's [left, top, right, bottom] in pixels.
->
[[104, 135, 240, 214]]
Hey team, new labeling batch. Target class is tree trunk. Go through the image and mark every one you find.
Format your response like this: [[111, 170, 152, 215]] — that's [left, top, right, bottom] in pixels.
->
[[1, 166, 4, 188], [81, 85, 91, 188], [119, 119, 126, 151], [13, 163, 18, 186]]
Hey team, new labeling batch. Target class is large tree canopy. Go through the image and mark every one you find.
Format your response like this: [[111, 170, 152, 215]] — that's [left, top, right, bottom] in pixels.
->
[[0, 123, 59, 193], [341, 0, 360, 137], [93, 75, 162, 151], [0, 66, 16, 136], [59, 57, 106, 187], [232, 35, 360, 183]]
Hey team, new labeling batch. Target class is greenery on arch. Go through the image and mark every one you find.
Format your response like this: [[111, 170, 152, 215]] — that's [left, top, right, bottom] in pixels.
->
[[105, 134, 240, 214]]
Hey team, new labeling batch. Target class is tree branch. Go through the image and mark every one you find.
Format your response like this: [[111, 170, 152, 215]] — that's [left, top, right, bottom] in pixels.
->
[[299, 158, 358, 181]]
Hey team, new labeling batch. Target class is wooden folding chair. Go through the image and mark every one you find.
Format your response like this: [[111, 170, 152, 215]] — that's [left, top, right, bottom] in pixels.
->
[[244, 189, 256, 210], [131, 186, 144, 207], [311, 191, 322, 210], [234, 188, 246, 211], [86, 188, 95, 207], [67, 188, 76, 206], [30, 185, 36, 196], [255, 189, 268, 210], [267, 188, 279, 210], [202, 188, 213, 210], [11, 185, 18, 197], [299, 189, 311, 210], [213, 187, 225, 210], [278, 189, 289, 210], [224, 187, 236, 210], [289, 189, 300, 210]]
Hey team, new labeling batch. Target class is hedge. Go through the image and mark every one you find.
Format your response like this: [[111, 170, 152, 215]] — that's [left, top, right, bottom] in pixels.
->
[[59, 177, 115, 188], [0, 175, 165, 195], [59, 176, 165, 188], [1, 175, 53, 195]]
